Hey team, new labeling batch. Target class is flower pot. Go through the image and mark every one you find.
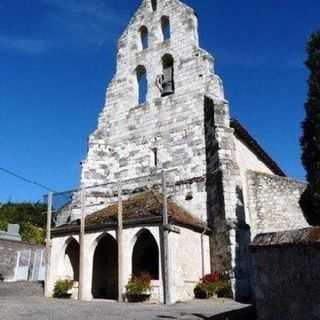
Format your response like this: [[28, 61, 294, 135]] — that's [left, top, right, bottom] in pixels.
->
[[127, 294, 151, 303]]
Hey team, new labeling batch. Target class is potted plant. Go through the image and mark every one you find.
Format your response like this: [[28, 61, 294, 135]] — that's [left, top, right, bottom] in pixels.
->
[[126, 273, 152, 303], [194, 272, 232, 299], [53, 280, 74, 299]]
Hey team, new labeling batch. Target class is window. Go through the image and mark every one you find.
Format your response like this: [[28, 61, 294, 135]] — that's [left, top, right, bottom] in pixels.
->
[[136, 65, 147, 104], [139, 26, 148, 50], [161, 16, 170, 41], [151, 0, 157, 11], [161, 54, 174, 97]]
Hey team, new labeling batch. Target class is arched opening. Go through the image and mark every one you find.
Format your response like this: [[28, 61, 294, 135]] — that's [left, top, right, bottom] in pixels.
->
[[132, 230, 159, 280], [64, 238, 79, 281], [151, 0, 157, 11], [136, 65, 147, 104], [161, 16, 170, 41], [139, 26, 148, 50], [161, 54, 175, 97], [91, 234, 118, 299]]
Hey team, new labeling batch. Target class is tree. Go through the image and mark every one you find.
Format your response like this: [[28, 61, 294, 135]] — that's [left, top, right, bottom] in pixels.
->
[[0, 202, 47, 244], [300, 31, 320, 225]]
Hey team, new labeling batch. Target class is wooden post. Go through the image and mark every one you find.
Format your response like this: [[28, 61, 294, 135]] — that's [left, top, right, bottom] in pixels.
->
[[118, 182, 124, 302], [201, 230, 206, 277], [78, 186, 86, 300], [44, 192, 53, 297], [161, 169, 171, 305]]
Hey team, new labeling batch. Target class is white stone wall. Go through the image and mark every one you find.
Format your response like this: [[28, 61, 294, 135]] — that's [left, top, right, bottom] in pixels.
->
[[234, 137, 274, 232], [48, 225, 209, 303], [246, 171, 308, 238], [235, 138, 273, 177], [169, 228, 210, 302], [77, 0, 225, 223]]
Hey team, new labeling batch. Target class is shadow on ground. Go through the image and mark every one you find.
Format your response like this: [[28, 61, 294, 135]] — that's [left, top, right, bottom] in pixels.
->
[[156, 306, 256, 320]]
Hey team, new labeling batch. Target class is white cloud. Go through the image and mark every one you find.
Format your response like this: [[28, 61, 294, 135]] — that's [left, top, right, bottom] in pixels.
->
[[42, 0, 127, 48], [0, 1, 127, 55], [0, 35, 51, 55]]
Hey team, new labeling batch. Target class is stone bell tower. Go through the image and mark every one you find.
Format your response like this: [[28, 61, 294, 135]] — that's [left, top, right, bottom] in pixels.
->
[[80, 0, 225, 193]]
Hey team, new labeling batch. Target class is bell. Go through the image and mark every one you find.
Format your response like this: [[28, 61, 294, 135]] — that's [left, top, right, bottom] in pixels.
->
[[162, 80, 174, 96], [161, 66, 174, 96]]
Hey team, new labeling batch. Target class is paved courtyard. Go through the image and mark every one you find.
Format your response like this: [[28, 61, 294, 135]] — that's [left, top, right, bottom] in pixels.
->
[[0, 296, 255, 320]]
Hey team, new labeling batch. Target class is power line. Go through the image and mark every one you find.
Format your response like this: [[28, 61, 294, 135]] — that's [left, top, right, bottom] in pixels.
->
[[0, 166, 56, 193]]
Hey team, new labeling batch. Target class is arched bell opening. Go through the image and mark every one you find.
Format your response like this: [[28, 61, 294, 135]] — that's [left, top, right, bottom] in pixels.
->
[[161, 54, 175, 97]]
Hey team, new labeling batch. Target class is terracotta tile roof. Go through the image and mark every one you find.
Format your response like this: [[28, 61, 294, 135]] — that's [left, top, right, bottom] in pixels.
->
[[85, 191, 206, 229], [251, 228, 320, 249]]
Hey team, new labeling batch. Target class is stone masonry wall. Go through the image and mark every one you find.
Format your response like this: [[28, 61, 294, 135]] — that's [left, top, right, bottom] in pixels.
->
[[0, 239, 44, 281], [204, 96, 251, 300], [76, 0, 225, 223], [246, 171, 308, 237], [251, 229, 320, 320]]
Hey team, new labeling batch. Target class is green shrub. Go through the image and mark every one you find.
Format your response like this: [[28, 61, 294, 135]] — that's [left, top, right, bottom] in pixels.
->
[[194, 284, 208, 299], [126, 273, 151, 295], [0, 221, 7, 231], [20, 223, 46, 245], [215, 281, 233, 298], [53, 280, 74, 298]]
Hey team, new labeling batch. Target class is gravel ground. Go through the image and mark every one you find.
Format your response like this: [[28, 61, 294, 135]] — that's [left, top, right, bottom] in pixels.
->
[[0, 296, 255, 320]]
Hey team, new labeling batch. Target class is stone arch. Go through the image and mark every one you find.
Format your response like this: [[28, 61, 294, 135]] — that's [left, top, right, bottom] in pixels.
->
[[161, 16, 170, 41], [161, 54, 175, 97], [91, 233, 118, 299], [136, 65, 148, 104], [132, 229, 159, 280], [62, 237, 79, 281], [139, 26, 148, 50]]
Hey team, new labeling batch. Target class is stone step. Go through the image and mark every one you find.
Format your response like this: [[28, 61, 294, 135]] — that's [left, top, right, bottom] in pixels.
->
[[0, 281, 44, 297]]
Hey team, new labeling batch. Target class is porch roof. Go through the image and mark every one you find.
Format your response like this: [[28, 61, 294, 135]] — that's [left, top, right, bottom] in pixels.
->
[[85, 191, 206, 230]]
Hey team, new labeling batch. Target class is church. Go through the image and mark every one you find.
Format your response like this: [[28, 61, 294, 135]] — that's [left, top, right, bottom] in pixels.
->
[[47, 0, 308, 303]]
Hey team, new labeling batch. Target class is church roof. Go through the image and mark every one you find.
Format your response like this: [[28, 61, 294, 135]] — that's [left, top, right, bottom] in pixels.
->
[[85, 191, 207, 230], [231, 119, 286, 177]]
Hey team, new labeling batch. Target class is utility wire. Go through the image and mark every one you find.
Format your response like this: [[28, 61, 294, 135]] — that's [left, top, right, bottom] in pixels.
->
[[0, 166, 56, 193]]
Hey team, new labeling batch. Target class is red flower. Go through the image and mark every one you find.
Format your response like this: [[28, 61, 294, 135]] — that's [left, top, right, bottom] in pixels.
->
[[201, 272, 220, 284]]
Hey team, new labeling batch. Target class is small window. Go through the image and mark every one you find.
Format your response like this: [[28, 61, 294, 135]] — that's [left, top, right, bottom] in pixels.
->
[[151, 147, 158, 167], [161, 16, 170, 41], [151, 0, 157, 11], [139, 26, 148, 50], [136, 65, 147, 105], [161, 54, 174, 97]]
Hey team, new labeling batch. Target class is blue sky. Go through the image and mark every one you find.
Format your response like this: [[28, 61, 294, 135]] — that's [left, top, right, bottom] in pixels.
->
[[0, 0, 319, 202]]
